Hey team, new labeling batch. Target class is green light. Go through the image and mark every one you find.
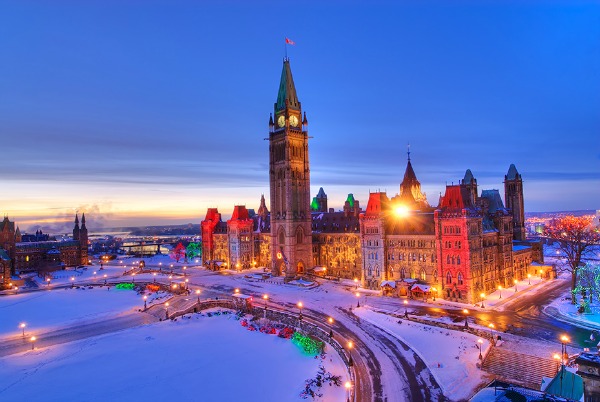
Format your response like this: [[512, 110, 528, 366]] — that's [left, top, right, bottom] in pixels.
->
[[115, 283, 135, 290], [186, 242, 202, 258], [346, 193, 355, 208], [310, 197, 319, 211], [291, 332, 323, 356]]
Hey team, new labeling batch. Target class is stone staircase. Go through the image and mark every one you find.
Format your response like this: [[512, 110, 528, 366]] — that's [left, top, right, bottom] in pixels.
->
[[482, 347, 558, 390]]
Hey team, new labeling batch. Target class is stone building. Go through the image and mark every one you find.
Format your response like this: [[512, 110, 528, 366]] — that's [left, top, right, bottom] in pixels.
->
[[0, 214, 89, 285], [200, 57, 543, 303]]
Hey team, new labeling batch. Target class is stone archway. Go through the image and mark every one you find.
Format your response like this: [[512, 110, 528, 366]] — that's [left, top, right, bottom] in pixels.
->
[[297, 261, 305, 274]]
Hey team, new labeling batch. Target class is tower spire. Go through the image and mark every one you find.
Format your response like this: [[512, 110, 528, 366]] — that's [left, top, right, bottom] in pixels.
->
[[275, 59, 300, 112], [407, 142, 411, 162]]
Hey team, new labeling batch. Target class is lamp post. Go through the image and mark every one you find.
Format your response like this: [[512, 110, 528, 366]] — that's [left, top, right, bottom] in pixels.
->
[[347, 341, 354, 366], [46, 278, 51, 288], [20, 323, 26, 339], [262, 294, 268, 318], [355, 292, 361, 308], [431, 287, 436, 301], [196, 289, 201, 304], [328, 317, 334, 338], [404, 300, 409, 318], [354, 278, 358, 290], [70, 276, 75, 288], [165, 302, 170, 319], [463, 309, 469, 329], [185, 278, 189, 291], [480, 293, 486, 308], [488, 323, 495, 343], [553, 353, 561, 374], [234, 288, 240, 294], [514, 279, 518, 292], [498, 285, 502, 299], [560, 335, 570, 364], [477, 338, 483, 360], [143, 295, 147, 310], [103, 274, 107, 285], [297, 302, 303, 321], [345, 381, 352, 402], [183, 266, 187, 276], [30, 336, 36, 350], [153, 272, 157, 283], [528, 274, 531, 285]]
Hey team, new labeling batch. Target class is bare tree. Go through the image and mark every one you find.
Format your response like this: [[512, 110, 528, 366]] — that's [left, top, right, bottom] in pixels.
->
[[544, 215, 600, 303]]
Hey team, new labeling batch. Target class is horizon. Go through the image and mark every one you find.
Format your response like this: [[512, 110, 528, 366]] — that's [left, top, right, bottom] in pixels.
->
[[2, 1, 598, 229]]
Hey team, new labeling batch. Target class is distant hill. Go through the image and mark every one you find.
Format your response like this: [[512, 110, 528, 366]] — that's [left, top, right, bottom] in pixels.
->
[[525, 210, 596, 218], [92, 224, 200, 236]]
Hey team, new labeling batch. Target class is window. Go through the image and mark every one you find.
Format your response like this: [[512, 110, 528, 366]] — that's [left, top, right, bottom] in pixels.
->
[[446, 271, 452, 284], [447, 255, 451, 264], [433, 269, 438, 282], [401, 268, 406, 279], [457, 256, 461, 265], [457, 272, 464, 285], [420, 269, 426, 281], [296, 229, 303, 244]]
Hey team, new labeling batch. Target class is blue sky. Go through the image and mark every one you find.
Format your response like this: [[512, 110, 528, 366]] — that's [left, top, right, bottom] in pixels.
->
[[0, 1, 598, 229]]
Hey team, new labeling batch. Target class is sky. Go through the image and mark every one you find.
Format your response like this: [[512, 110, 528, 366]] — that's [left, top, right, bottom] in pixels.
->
[[1, 1, 599, 230]]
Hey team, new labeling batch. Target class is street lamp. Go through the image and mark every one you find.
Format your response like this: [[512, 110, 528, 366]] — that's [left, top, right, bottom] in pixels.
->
[[404, 300, 409, 318], [347, 341, 354, 366], [30, 336, 36, 350], [498, 285, 502, 299], [165, 302, 170, 319], [328, 317, 334, 338], [560, 335, 570, 364], [103, 274, 107, 285], [345, 381, 352, 401], [514, 279, 518, 292], [143, 295, 147, 310], [20, 323, 26, 338], [297, 302, 303, 321], [70, 277, 75, 288], [196, 289, 201, 304], [480, 293, 485, 308], [463, 309, 469, 329], [355, 292, 361, 308], [488, 323, 495, 343], [183, 266, 187, 276], [476, 338, 483, 360], [46, 278, 51, 288], [234, 288, 240, 294], [153, 272, 157, 283], [263, 294, 268, 318], [553, 353, 561, 374], [354, 278, 358, 290], [431, 287, 436, 301], [528, 274, 531, 285]]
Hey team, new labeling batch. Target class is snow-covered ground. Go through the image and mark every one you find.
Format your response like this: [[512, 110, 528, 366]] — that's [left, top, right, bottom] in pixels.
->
[[0, 287, 148, 337], [355, 308, 490, 401], [0, 311, 348, 402]]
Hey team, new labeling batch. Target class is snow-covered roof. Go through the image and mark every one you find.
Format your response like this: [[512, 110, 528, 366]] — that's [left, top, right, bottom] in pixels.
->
[[380, 280, 396, 288], [402, 278, 418, 284], [512, 245, 530, 252], [411, 284, 431, 292], [233, 293, 252, 299]]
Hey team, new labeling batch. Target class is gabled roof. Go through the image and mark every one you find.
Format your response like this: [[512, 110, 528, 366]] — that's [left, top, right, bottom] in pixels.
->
[[439, 185, 475, 210], [230, 205, 251, 221], [365, 192, 390, 216], [316, 187, 327, 198], [543, 366, 583, 401], [275, 59, 300, 112]]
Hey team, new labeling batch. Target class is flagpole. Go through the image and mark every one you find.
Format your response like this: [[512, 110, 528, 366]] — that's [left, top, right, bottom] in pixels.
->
[[284, 37, 287, 60]]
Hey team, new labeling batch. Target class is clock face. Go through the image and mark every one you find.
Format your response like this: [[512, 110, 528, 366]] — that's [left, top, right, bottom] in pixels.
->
[[277, 115, 285, 127], [289, 115, 299, 127]]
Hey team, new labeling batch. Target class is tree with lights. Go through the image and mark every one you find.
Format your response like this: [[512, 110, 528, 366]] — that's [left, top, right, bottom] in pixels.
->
[[544, 215, 600, 303], [186, 242, 202, 260], [170, 242, 186, 263]]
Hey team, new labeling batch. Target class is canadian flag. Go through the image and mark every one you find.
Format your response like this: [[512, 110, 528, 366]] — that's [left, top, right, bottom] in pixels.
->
[[285, 37, 295, 45]]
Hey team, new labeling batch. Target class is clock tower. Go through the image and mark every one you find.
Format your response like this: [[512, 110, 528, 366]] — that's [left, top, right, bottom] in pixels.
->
[[268, 58, 312, 279]]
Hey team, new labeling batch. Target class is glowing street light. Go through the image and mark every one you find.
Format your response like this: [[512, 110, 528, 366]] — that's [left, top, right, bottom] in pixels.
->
[[30, 336, 36, 350], [345, 381, 352, 400], [476, 338, 484, 360], [103, 274, 107, 285], [431, 287, 437, 301], [196, 289, 201, 304], [553, 353, 561, 374], [165, 302, 170, 319], [143, 295, 147, 310], [463, 309, 469, 329], [353, 278, 358, 290], [498, 285, 502, 299], [347, 341, 354, 366], [528, 273, 531, 285], [153, 272, 157, 283], [328, 317, 334, 338], [355, 292, 361, 308], [46, 278, 51, 288], [560, 335, 570, 363], [403, 300, 409, 318], [488, 323, 495, 342], [20, 323, 26, 338], [297, 302, 303, 320], [514, 279, 518, 292], [70, 276, 75, 288], [234, 288, 240, 294], [262, 294, 269, 318], [480, 293, 486, 308]]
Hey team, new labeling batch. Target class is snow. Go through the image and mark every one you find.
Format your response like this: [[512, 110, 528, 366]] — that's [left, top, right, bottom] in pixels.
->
[[354, 308, 490, 401], [0, 287, 147, 337], [0, 312, 348, 402]]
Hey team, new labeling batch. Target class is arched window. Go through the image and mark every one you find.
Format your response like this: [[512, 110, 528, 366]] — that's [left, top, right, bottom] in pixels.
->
[[457, 255, 461, 265], [447, 255, 451, 264], [457, 272, 464, 285], [410, 269, 416, 279], [278, 230, 285, 245], [420, 269, 426, 281], [401, 268, 406, 279], [296, 228, 303, 245], [433, 269, 438, 283], [446, 271, 452, 284]]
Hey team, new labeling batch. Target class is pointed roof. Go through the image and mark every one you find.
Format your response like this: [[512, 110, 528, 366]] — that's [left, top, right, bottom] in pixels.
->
[[275, 59, 300, 112], [365, 192, 390, 216], [230, 205, 251, 221], [257, 194, 269, 216], [81, 213, 86, 228], [506, 164, 519, 180], [480, 189, 506, 213], [316, 187, 327, 198], [463, 169, 475, 183], [401, 160, 419, 187]]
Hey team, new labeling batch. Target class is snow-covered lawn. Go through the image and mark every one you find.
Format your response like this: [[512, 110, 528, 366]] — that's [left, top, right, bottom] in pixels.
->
[[0, 312, 348, 402], [0, 287, 147, 337], [354, 308, 490, 401]]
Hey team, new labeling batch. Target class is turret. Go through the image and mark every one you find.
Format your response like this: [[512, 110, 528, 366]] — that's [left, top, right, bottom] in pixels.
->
[[73, 214, 80, 241], [504, 164, 526, 241]]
